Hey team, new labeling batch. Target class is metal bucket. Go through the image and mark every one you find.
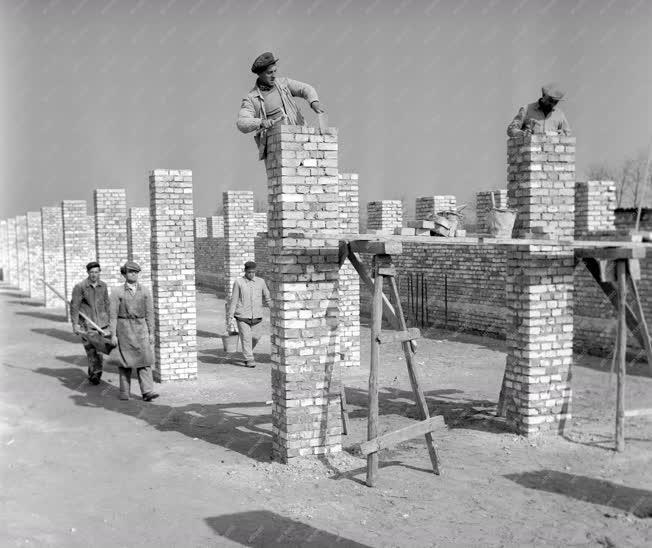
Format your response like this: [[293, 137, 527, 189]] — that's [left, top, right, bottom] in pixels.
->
[[487, 208, 517, 238], [221, 333, 239, 353]]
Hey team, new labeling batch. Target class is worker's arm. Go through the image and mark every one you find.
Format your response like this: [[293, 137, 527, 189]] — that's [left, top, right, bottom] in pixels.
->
[[261, 280, 272, 308], [558, 111, 572, 135], [109, 288, 120, 344], [236, 95, 263, 134], [70, 284, 82, 332], [506, 106, 527, 137], [103, 285, 111, 334], [144, 286, 155, 345], [228, 280, 240, 318], [286, 78, 321, 111]]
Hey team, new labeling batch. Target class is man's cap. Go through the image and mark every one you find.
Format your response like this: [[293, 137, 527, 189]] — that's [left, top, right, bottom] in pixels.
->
[[251, 52, 278, 74], [86, 261, 100, 271], [244, 261, 257, 270], [541, 82, 565, 100], [121, 260, 141, 273]]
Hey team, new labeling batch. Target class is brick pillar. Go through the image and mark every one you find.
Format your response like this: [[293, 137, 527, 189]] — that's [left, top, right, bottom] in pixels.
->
[[253, 212, 268, 234], [149, 169, 197, 382], [15, 215, 29, 291], [265, 124, 342, 461], [41, 206, 66, 308], [94, 189, 128, 287], [223, 190, 255, 325], [415, 195, 457, 220], [194, 217, 208, 238], [338, 173, 360, 368], [62, 201, 95, 306], [127, 207, 151, 285], [476, 190, 508, 234], [7, 218, 18, 286], [507, 134, 575, 239], [574, 181, 616, 238], [0, 220, 8, 283], [366, 200, 402, 234], [26, 212, 44, 300], [502, 243, 574, 435], [208, 216, 224, 238]]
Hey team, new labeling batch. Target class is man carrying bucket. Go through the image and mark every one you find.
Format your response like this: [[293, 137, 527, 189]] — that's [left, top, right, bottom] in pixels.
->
[[227, 261, 272, 368]]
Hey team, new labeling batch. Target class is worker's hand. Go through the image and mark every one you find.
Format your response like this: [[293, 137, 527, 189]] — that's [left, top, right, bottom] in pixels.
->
[[111, 335, 118, 346], [102, 329, 111, 337], [149, 334, 155, 346], [73, 324, 82, 335], [310, 101, 325, 114], [260, 118, 275, 130]]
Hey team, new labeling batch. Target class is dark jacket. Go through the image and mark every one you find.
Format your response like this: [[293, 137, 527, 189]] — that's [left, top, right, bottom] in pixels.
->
[[71, 278, 111, 330]]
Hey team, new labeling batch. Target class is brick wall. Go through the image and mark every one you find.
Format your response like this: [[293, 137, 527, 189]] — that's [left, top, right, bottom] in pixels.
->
[[94, 189, 128, 287], [194, 217, 208, 238], [62, 201, 95, 306], [15, 215, 29, 292], [127, 207, 151, 286], [149, 169, 197, 382], [574, 181, 616, 237], [367, 200, 402, 234], [209, 216, 224, 237], [7, 218, 17, 286], [476, 190, 508, 234], [415, 195, 457, 220], [253, 212, 268, 234], [26, 211, 45, 301], [41, 206, 66, 309]]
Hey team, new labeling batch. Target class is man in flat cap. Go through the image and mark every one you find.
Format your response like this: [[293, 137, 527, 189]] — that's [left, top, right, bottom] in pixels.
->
[[507, 83, 571, 137], [71, 261, 111, 385], [110, 261, 159, 401], [227, 261, 272, 368], [237, 51, 325, 159]]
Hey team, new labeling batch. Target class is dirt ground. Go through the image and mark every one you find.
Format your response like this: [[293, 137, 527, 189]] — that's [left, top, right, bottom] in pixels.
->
[[1, 284, 652, 547]]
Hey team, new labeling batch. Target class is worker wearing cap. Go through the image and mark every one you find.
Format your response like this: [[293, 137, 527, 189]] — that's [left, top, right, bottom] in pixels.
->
[[237, 51, 325, 159], [507, 83, 571, 137], [227, 261, 272, 368], [71, 261, 111, 385], [109, 261, 159, 402]]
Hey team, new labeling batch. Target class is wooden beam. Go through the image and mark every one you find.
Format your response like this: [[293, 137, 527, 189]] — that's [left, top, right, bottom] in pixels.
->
[[626, 274, 652, 374], [624, 408, 652, 418], [340, 385, 351, 436], [359, 416, 446, 456], [377, 328, 421, 345], [349, 239, 403, 256], [575, 246, 646, 260], [615, 259, 627, 452]]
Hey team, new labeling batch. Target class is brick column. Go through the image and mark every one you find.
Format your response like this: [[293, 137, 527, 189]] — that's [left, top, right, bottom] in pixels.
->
[[62, 200, 95, 307], [223, 190, 255, 324], [265, 124, 342, 461], [339, 173, 360, 368], [208, 216, 224, 238], [0, 220, 8, 283], [502, 243, 574, 435], [127, 207, 151, 285], [253, 212, 268, 234], [415, 195, 457, 220], [194, 217, 208, 238], [7, 218, 18, 286], [366, 200, 402, 234], [94, 189, 128, 287], [507, 134, 575, 239], [15, 215, 29, 291], [26, 212, 44, 300], [574, 181, 616, 238], [41, 206, 66, 308], [149, 169, 197, 382], [476, 190, 508, 234]]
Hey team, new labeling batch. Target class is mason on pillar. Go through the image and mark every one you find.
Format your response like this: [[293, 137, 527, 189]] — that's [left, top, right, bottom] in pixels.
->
[[507, 83, 571, 137], [236, 51, 326, 159]]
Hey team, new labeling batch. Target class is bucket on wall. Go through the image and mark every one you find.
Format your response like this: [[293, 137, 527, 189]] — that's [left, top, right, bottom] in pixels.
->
[[487, 208, 517, 238]]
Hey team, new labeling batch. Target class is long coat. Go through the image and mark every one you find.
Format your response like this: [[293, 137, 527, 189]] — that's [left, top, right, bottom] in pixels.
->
[[109, 283, 154, 369]]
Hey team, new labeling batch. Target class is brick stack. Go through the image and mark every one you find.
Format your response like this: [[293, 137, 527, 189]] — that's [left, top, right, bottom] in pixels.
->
[[7, 218, 18, 286], [502, 243, 574, 436], [15, 215, 29, 291], [26, 212, 45, 300], [127, 207, 151, 285], [149, 169, 197, 382], [194, 217, 208, 238], [208, 216, 224, 238], [507, 133, 576, 239], [476, 190, 508, 234], [224, 190, 255, 323], [253, 212, 268, 234], [264, 124, 342, 462], [0, 220, 8, 283], [94, 189, 128, 287], [574, 181, 616, 238], [338, 172, 360, 368], [41, 206, 66, 308], [62, 201, 95, 304], [415, 195, 457, 220], [366, 201, 402, 234]]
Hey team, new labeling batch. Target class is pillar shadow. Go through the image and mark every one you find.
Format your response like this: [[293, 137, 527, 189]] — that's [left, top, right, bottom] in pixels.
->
[[0, 289, 27, 297], [17, 310, 67, 323], [199, 348, 272, 368], [504, 469, 652, 518], [33, 366, 274, 463], [7, 300, 43, 307], [204, 511, 372, 547], [31, 327, 80, 344], [197, 329, 219, 339]]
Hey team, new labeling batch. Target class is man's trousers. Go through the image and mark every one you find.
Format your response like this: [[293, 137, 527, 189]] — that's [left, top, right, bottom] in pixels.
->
[[118, 366, 154, 399], [235, 318, 263, 363]]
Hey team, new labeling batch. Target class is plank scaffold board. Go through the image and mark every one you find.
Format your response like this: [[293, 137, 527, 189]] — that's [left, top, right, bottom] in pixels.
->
[[358, 416, 446, 456]]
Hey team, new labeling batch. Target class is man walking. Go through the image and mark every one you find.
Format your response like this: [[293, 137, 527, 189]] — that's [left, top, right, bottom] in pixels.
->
[[110, 261, 159, 402], [71, 261, 111, 385], [507, 83, 571, 137], [237, 51, 325, 159], [228, 261, 272, 368]]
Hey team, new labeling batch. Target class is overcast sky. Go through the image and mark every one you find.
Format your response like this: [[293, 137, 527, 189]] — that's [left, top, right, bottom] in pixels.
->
[[1, 0, 651, 219]]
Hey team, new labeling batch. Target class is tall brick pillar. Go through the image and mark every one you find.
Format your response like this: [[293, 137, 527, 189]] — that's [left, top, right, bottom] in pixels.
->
[[224, 191, 255, 324], [127, 207, 151, 285], [62, 201, 95, 305], [366, 200, 402, 234], [194, 217, 208, 238], [338, 173, 360, 368], [253, 212, 268, 234], [149, 169, 197, 382], [507, 134, 575, 239], [7, 218, 18, 286], [15, 215, 29, 292], [265, 124, 342, 461], [502, 243, 574, 435], [574, 181, 616, 238], [476, 190, 508, 234], [94, 189, 128, 287], [0, 220, 8, 283], [208, 216, 224, 238], [26, 212, 45, 300], [415, 195, 457, 220], [41, 206, 65, 308]]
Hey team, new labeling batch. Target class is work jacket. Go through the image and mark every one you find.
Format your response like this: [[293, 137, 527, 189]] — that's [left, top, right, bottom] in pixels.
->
[[228, 276, 272, 320], [236, 77, 319, 159], [70, 278, 110, 330], [109, 283, 154, 368], [507, 100, 571, 137]]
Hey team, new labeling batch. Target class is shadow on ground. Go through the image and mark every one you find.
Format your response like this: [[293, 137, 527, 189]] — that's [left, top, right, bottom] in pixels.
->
[[204, 510, 371, 547], [505, 469, 652, 518], [17, 310, 68, 323], [31, 327, 80, 344], [33, 366, 274, 462], [199, 348, 272, 368]]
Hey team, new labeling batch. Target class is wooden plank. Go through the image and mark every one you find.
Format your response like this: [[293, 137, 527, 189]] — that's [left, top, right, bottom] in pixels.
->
[[358, 416, 446, 456], [377, 327, 421, 345], [624, 408, 652, 418], [626, 274, 652, 374], [349, 239, 403, 256], [407, 220, 436, 229], [575, 246, 646, 260], [366, 268, 384, 487], [615, 259, 627, 452], [340, 385, 351, 436]]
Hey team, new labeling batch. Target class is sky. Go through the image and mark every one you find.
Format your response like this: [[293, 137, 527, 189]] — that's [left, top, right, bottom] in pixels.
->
[[1, 0, 651, 220]]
